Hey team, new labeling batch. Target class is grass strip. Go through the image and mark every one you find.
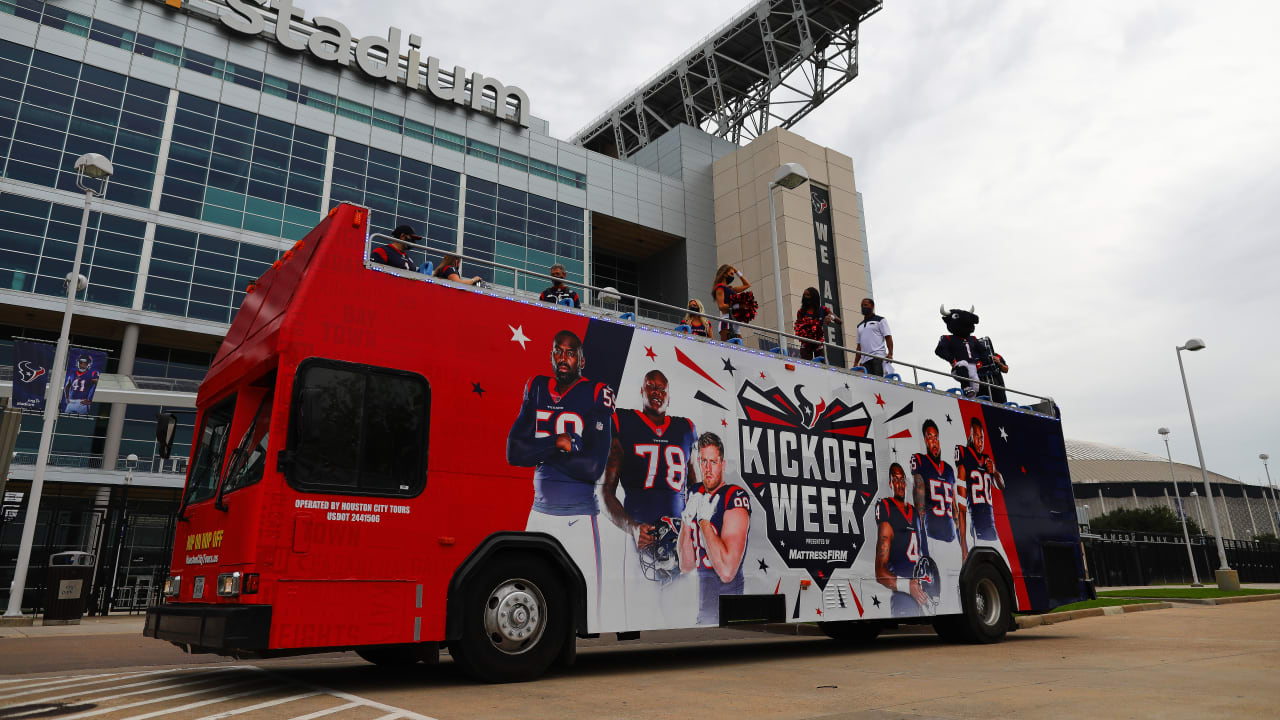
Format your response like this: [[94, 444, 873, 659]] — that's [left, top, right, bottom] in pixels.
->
[[1043, 598, 1160, 613], [1097, 588, 1279, 599]]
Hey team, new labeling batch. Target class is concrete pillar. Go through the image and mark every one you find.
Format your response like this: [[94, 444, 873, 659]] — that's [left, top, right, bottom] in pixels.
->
[[1246, 490, 1258, 538], [1163, 487, 1173, 511], [101, 324, 141, 470], [1099, 493, 1108, 515], [1132, 487, 1140, 510]]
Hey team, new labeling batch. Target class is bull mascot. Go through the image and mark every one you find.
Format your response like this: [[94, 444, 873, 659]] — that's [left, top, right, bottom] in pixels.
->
[[934, 305, 991, 398]]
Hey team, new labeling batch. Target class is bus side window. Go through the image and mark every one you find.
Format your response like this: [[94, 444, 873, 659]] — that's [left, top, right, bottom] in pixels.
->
[[287, 359, 430, 497]]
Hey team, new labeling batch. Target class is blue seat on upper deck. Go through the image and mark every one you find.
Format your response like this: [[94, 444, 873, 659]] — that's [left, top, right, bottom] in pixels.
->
[[619, 312, 635, 321], [851, 365, 866, 373], [675, 324, 690, 333], [919, 381, 936, 390], [558, 297, 574, 307], [728, 337, 743, 345], [977, 395, 991, 402], [947, 388, 964, 396], [886, 373, 902, 381], [420, 261, 434, 276]]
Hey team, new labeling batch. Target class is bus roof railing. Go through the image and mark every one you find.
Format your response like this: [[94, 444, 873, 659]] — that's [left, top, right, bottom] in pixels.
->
[[364, 233, 1058, 416]]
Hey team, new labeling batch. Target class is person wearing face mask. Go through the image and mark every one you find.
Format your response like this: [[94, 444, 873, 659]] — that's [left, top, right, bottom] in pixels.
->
[[538, 263, 581, 307], [854, 297, 894, 376], [712, 264, 751, 342], [682, 299, 713, 338], [793, 287, 841, 360]]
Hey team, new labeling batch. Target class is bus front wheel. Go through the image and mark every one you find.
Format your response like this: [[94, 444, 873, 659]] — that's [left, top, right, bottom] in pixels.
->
[[448, 554, 567, 683]]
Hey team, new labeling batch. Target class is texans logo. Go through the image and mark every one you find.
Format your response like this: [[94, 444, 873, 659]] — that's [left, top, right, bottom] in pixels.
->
[[810, 193, 828, 215], [17, 361, 46, 383]]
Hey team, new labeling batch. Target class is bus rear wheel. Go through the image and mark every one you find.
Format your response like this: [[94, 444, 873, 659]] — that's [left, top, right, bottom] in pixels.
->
[[818, 621, 882, 644], [448, 554, 567, 683], [934, 562, 1010, 644]]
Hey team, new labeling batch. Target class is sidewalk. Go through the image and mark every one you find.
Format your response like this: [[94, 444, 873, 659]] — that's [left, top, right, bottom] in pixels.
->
[[0, 613, 147, 639]]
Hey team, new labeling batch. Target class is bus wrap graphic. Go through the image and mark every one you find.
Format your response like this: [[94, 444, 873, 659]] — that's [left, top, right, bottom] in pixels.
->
[[737, 381, 877, 588]]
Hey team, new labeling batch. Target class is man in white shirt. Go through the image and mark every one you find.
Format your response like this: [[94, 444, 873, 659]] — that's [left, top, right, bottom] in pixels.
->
[[855, 298, 895, 377]]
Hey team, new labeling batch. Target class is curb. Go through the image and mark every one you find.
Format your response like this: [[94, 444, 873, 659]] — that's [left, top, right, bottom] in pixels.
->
[[1015, 601, 1172, 629], [1099, 593, 1280, 606]]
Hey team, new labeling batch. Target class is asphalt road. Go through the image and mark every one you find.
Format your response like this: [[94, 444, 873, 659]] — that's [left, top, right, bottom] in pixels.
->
[[1, 602, 1277, 719]]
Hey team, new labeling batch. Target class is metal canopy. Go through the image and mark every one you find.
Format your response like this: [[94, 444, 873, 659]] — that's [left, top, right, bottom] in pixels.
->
[[572, 0, 882, 158]]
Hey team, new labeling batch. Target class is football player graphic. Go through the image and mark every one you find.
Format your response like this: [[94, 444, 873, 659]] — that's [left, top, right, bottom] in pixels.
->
[[602, 369, 698, 628], [875, 462, 928, 616], [506, 329, 616, 627], [954, 417, 1006, 559], [678, 432, 751, 626], [911, 418, 961, 611], [60, 354, 99, 414]]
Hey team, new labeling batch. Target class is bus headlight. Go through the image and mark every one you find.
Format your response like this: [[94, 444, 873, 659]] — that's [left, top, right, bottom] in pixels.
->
[[216, 572, 241, 597], [163, 575, 180, 597]]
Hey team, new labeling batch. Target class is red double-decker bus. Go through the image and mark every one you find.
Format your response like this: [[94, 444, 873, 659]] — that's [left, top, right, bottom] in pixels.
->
[[145, 204, 1090, 682]]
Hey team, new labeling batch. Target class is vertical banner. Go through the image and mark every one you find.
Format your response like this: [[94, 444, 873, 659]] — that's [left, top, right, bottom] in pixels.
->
[[11, 339, 55, 411], [809, 186, 846, 366], [61, 348, 105, 415]]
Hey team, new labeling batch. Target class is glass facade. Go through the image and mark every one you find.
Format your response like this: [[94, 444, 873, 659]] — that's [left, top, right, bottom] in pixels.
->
[[328, 138, 460, 263], [162, 93, 327, 241], [0, 39, 167, 209], [463, 178, 585, 290], [143, 223, 281, 324], [0, 193, 144, 306]]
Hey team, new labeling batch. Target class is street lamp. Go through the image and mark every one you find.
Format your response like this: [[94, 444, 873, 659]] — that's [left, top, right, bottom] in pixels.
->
[[767, 163, 809, 352], [1262, 453, 1277, 536], [1158, 427, 1201, 586], [4, 153, 112, 619], [1174, 338, 1238, 589], [1190, 490, 1206, 529]]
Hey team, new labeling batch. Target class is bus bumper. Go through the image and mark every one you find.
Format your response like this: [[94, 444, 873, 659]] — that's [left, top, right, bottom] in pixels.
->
[[145, 603, 271, 651]]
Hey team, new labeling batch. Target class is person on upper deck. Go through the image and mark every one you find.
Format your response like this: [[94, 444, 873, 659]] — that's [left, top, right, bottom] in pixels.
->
[[712, 264, 751, 342], [683, 299, 713, 338], [370, 224, 419, 271], [538, 264, 581, 307], [433, 253, 483, 286], [855, 297, 895, 377], [794, 287, 842, 360]]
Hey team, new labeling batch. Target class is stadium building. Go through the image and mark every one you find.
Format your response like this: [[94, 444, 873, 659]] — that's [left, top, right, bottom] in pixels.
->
[[1068, 440, 1279, 541], [0, 0, 882, 608]]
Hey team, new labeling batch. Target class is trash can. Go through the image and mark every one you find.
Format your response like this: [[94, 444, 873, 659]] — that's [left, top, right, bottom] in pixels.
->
[[44, 551, 94, 625]]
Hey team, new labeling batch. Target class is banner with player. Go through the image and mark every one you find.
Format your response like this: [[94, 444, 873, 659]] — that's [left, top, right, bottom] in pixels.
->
[[9, 340, 105, 414], [488, 313, 1076, 634], [61, 348, 105, 415]]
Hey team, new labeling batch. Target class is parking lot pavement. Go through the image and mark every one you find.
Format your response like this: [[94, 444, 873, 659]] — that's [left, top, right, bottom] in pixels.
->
[[0, 665, 435, 720]]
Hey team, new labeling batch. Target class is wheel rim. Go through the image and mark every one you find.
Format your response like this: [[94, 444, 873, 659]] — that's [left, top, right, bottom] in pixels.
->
[[483, 578, 547, 655], [974, 577, 1001, 627]]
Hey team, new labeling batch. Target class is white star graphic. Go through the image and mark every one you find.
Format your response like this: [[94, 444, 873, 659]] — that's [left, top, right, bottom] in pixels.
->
[[509, 325, 530, 349], [999, 427, 1009, 441]]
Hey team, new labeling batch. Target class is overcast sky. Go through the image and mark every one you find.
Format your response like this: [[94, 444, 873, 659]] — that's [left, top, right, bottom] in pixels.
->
[[310, 0, 1279, 485]]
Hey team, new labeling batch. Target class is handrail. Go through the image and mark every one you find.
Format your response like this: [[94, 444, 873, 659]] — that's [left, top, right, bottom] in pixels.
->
[[365, 234, 1058, 414]]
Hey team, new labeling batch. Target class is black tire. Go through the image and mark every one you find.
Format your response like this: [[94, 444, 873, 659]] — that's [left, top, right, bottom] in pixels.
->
[[448, 554, 568, 683], [355, 645, 422, 666], [935, 562, 1010, 643], [818, 621, 882, 644]]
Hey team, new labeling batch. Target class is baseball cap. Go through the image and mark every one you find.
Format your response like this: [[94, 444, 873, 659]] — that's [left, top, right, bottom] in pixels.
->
[[391, 224, 422, 240]]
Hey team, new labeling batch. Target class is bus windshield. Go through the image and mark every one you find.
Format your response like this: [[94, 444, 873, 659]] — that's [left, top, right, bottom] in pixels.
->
[[222, 390, 274, 495], [184, 395, 236, 506]]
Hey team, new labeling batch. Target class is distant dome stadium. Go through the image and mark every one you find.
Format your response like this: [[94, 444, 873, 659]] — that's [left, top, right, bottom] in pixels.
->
[[1065, 439, 1275, 540]]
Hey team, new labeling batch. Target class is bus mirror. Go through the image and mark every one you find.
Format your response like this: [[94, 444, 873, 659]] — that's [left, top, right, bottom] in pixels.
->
[[156, 412, 178, 459]]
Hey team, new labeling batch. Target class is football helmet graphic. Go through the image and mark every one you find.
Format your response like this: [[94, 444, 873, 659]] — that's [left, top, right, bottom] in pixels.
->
[[76, 355, 91, 370], [913, 555, 942, 613], [639, 516, 682, 582]]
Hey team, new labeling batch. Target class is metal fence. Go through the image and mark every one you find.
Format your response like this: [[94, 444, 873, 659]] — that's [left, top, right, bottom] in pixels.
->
[[1082, 529, 1280, 586]]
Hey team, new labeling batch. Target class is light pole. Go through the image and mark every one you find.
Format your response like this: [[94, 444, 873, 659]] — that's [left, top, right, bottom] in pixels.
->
[[1262, 453, 1277, 536], [1080, 503, 1090, 528], [1190, 490, 1206, 529], [1158, 427, 1201, 586], [767, 163, 809, 353], [4, 153, 113, 618], [1174, 338, 1238, 589]]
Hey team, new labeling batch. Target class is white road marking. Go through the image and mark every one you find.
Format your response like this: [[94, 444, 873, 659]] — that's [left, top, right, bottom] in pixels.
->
[[0, 669, 237, 708], [285, 701, 362, 720], [18, 671, 244, 708], [54, 676, 267, 720], [111, 685, 277, 720], [243, 666, 439, 720], [0, 670, 181, 701], [190, 691, 321, 720]]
